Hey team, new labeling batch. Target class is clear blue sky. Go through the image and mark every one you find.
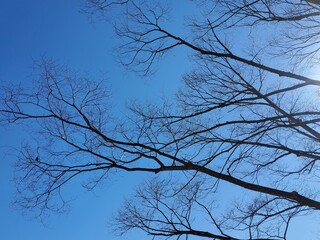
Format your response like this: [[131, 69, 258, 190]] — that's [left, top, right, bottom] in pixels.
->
[[0, 1, 319, 240], [0, 0, 185, 239], [0, 0, 195, 239]]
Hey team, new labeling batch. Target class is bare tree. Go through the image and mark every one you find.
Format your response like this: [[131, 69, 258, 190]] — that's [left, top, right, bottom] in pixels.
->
[[2, 1, 320, 239]]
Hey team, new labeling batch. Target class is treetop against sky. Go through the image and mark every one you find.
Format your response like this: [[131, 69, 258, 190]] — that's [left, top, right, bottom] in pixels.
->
[[1, 1, 320, 239]]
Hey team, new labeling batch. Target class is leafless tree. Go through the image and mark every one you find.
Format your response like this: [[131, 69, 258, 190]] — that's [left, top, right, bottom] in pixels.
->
[[1, 0, 320, 239]]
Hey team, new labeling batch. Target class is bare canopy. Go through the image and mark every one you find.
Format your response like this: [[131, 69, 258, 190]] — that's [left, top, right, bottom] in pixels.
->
[[1, 0, 320, 239]]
